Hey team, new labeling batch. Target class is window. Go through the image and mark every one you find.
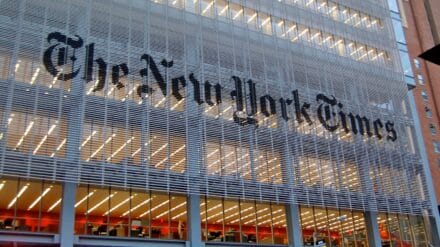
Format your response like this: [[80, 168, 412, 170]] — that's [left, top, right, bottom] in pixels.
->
[[434, 141, 440, 153], [378, 213, 428, 246], [399, 50, 413, 77], [421, 90, 428, 101], [414, 58, 421, 69], [300, 206, 368, 247], [392, 18, 406, 44], [388, 0, 399, 13], [0, 178, 61, 233], [74, 186, 187, 239], [201, 197, 288, 245], [431, 124, 437, 135], [426, 107, 432, 118], [417, 74, 424, 84]]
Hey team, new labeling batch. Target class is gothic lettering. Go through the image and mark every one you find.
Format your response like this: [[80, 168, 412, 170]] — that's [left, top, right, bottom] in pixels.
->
[[42, 31, 398, 142]]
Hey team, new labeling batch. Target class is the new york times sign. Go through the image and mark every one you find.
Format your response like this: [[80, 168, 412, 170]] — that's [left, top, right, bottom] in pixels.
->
[[43, 32, 397, 142]]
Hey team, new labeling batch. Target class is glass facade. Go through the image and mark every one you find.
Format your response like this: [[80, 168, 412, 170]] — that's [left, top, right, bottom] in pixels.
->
[[388, 0, 416, 85], [201, 197, 288, 245], [0, 178, 61, 233], [300, 206, 368, 247], [378, 213, 429, 246], [74, 186, 187, 239], [0, 0, 437, 246]]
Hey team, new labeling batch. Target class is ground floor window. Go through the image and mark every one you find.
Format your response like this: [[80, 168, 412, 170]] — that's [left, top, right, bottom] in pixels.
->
[[200, 197, 288, 245], [299, 206, 368, 247], [74, 185, 187, 240], [378, 213, 429, 246], [0, 177, 61, 233]]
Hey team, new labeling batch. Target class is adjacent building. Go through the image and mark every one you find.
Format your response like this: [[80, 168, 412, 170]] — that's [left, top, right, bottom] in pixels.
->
[[0, 0, 438, 246], [397, 0, 440, 213]]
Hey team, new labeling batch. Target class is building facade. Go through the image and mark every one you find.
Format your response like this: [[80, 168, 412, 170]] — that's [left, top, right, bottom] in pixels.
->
[[0, 0, 438, 246], [397, 0, 440, 210]]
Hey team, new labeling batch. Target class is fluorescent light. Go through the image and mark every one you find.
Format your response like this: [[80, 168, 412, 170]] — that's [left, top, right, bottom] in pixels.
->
[[14, 60, 21, 73], [33, 123, 58, 154], [80, 130, 98, 150], [132, 137, 155, 157], [121, 87, 136, 102], [51, 138, 67, 157], [86, 80, 99, 95], [121, 197, 153, 217], [260, 17, 271, 27], [172, 210, 187, 220], [150, 143, 168, 158], [219, 5, 228, 15], [8, 183, 29, 209], [87, 133, 116, 161], [49, 70, 63, 88], [30, 68, 40, 85], [202, 1, 214, 15], [155, 145, 185, 168], [205, 205, 238, 222], [15, 121, 34, 148], [139, 199, 169, 217], [169, 158, 186, 170], [107, 87, 115, 96], [283, 25, 297, 36], [298, 29, 308, 37], [170, 99, 185, 110], [233, 9, 243, 20], [247, 13, 257, 23], [207, 149, 218, 158], [47, 198, 62, 212], [103, 194, 136, 216], [87, 192, 117, 214], [0, 181, 5, 191], [75, 190, 96, 208], [155, 201, 186, 219], [154, 98, 166, 107], [28, 186, 52, 210], [106, 137, 135, 161], [121, 196, 155, 217]]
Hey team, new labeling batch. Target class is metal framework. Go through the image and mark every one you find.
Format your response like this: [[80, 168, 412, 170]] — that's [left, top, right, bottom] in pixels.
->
[[0, 0, 431, 216]]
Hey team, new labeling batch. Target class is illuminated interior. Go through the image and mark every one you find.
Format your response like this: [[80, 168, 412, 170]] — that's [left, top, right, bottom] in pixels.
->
[[0, 178, 61, 233], [200, 197, 288, 245], [74, 185, 187, 239], [300, 205, 368, 247], [155, 0, 391, 66], [377, 213, 428, 246], [0, 177, 432, 247]]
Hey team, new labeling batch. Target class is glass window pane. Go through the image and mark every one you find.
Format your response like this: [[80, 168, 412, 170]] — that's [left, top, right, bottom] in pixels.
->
[[205, 198, 225, 242], [86, 187, 111, 236], [151, 193, 170, 239], [108, 189, 131, 237], [16, 180, 40, 232], [240, 200, 256, 243], [301, 206, 315, 245], [130, 191, 151, 238], [170, 195, 187, 240], [40, 182, 61, 233], [256, 203, 272, 244], [272, 204, 288, 245], [224, 199, 240, 242], [0, 179, 18, 230]]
